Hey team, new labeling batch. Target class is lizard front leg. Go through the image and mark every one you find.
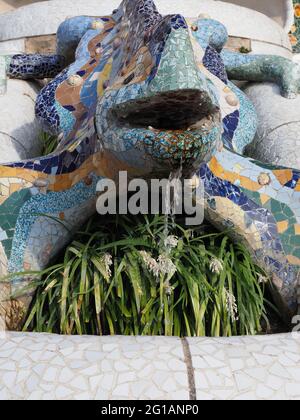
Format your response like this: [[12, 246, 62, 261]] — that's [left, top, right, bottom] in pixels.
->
[[4, 14, 113, 81], [222, 50, 300, 99], [7, 54, 65, 80], [191, 17, 300, 99]]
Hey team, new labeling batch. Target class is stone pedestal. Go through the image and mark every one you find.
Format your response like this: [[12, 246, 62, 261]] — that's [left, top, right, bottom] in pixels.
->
[[244, 82, 300, 170], [0, 79, 40, 163]]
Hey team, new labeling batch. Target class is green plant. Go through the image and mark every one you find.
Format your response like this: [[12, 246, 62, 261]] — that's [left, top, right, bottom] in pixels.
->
[[239, 46, 251, 54], [40, 132, 58, 155], [20, 214, 269, 337]]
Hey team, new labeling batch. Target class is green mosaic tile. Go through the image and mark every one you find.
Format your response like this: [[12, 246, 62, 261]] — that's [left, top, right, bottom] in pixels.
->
[[0, 189, 31, 259]]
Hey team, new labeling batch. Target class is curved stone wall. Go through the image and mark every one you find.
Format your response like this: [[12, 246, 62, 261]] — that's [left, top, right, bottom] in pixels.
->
[[0, 79, 41, 163], [0, 1, 45, 13], [0, 0, 293, 58], [222, 0, 294, 31], [244, 82, 300, 170]]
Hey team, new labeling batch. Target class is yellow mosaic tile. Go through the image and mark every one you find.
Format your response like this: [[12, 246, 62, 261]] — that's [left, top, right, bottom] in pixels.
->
[[273, 169, 293, 186], [287, 255, 300, 265], [260, 194, 270, 205], [277, 220, 289, 234], [209, 157, 261, 192], [9, 183, 22, 194]]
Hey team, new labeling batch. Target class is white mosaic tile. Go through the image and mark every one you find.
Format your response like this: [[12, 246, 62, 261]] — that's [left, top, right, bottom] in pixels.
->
[[0, 332, 300, 400], [0, 333, 188, 400], [188, 333, 300, 400]]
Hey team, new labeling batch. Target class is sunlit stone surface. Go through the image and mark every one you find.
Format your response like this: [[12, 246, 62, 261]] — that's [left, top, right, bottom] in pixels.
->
[[0, 332, 300, 400], [0, 78, 40, 163], [0, 0, 293, 57], [245, 82, 300, 170]]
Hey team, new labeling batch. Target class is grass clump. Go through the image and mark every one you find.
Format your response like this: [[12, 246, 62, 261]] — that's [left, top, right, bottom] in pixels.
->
[[239, 46, 251, 54], [40, 132, 59, 155], [22, 214, 269, 337]]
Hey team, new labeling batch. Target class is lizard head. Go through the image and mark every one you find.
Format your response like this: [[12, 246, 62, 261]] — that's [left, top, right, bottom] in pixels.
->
[[96, 0, 223, 177]]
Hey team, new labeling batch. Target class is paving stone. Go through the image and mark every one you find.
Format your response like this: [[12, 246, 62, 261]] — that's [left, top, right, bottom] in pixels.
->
[[0, 332, 299, 400], [188, 333, 300, 400], [256, 384, 274, 399], [286, 383, 300, 397]]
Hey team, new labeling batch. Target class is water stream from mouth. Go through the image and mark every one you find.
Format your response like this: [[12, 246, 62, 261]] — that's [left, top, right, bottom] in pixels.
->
[[162, 161, 183, 252]]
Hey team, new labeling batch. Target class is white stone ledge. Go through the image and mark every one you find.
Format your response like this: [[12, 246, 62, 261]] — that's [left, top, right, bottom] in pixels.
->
[[250, 40, 292, 58], [0, 79, 41, 163], [244, 82, 300, 170], [1, 332, 300, 400], [0, 39, 25, 55], [0, 0, 292, 56]]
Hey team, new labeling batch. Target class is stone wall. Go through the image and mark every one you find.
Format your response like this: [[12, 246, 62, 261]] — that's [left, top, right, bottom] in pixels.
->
[[0, 1, 44, 13], [222, 0, 293, 30], [0, 1, 294, 31], [0, 0, 293, 58]]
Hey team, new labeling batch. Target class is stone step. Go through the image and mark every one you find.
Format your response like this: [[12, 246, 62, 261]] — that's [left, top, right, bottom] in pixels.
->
[[0, 331, 300, 400]]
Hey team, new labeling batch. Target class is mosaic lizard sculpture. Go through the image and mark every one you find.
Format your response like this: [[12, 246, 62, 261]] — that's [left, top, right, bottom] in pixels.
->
[[1, 0, 300, 329]]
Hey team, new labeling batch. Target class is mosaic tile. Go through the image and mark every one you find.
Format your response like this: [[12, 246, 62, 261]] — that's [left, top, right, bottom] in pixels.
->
[[0, 0, 300, 328], [0, 332, 299, 400], [8, 54, 65, 80]]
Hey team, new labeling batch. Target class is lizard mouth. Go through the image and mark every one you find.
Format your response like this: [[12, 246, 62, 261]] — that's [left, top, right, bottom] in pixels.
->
[[96, 88, 221, 173], [112, 89, 219, 131]]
